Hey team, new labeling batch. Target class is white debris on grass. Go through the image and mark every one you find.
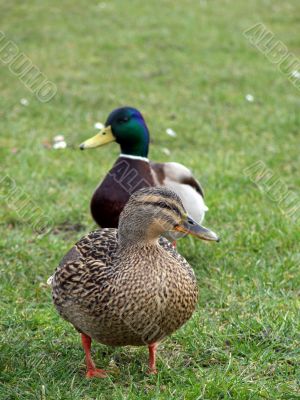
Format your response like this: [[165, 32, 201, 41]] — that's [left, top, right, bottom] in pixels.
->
[[20, 98, 29, 106], [53, 134, 67, 149], [162, 148, 171, 156], [166, 128, 177, 137], [94, 122, 104, 130], [245, 94, 254, 102], [53, 135, 65, 142], [291, 70, 300, 79], [53, 141, 67, 149], [47, 275, 53, 286]]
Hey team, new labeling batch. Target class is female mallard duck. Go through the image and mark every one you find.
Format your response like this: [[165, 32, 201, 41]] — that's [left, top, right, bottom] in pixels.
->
[[80, 107, 208, 228], [51, 187, 219, 378]]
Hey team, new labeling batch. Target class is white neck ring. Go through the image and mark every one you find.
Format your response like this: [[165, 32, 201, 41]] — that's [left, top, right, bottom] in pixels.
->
[[119, 153, 149, 162]]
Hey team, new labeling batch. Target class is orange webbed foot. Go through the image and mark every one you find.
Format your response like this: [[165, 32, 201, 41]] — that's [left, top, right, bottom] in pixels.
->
[[147, 367, 158, 375], [86, 368, 108, 379]]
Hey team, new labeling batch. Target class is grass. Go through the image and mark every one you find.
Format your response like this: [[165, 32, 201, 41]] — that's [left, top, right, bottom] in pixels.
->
[[0, 0, 300, 398]]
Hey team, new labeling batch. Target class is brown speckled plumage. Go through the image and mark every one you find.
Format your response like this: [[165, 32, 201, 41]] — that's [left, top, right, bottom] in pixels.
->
[[50, 187, 216, 376], [52, 228, 197, 346]]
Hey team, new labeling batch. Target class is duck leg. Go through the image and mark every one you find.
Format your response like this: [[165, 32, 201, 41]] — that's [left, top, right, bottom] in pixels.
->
[[148, 342, 158, 374], [81, 333, 107, 378]]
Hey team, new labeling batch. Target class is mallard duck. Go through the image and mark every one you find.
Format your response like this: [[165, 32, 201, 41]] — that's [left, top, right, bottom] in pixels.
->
[[80, 107, 208, 229], [50, 187, 219, 378]]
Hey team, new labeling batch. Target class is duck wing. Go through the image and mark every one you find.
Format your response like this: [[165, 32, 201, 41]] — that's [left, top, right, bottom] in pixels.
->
[[51, 229, 117, 291], [151, 162, 204, 197], [151, 162, 208, 223]]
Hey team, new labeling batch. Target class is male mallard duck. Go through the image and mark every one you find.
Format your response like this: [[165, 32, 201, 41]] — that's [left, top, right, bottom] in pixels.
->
[[51, 187, 219, 378], [80, 107, 208, 228]]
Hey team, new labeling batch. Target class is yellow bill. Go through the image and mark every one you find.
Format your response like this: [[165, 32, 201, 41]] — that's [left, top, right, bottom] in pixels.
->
[[80, 126, 115, 150]]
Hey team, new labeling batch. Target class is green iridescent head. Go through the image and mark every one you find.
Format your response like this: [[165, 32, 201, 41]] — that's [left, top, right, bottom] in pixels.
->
[[80, 107, 150, 157]]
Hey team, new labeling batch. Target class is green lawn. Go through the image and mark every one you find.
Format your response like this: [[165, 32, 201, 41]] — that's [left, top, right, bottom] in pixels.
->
[[1, 0, 300, 399]]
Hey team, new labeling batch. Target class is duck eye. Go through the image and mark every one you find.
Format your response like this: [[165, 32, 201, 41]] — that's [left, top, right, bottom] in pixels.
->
[[118, 116, 130, 123]]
